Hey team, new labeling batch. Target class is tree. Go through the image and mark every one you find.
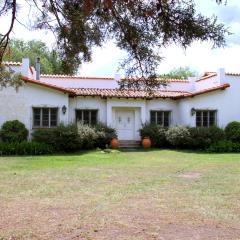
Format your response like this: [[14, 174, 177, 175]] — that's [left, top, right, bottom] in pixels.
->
[[3, 39, 67, 74], [0, 0, 227, 91], [160, 67, 197, 80]]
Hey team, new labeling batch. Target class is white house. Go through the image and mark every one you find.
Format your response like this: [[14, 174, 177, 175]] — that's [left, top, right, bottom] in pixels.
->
[[0, 58, 239, 141]]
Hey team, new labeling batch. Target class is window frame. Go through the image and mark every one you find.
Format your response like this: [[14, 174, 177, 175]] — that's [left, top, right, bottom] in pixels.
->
[[150, 110, 171, 127], [32, 107, 58, 128], [195, 110, 217, 127], [75, 109, 98, 125]]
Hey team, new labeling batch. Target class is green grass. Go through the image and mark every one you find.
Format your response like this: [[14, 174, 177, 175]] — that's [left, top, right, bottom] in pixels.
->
[[0, 149, 240, 239]]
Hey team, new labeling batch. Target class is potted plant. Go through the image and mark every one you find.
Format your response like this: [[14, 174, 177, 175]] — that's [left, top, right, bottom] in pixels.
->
[[110, 137, 119, 149], [142, 136, 151, 149]]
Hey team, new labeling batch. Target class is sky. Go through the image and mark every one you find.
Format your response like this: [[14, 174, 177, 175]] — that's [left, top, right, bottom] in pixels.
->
[[1, 0, 240, 77]]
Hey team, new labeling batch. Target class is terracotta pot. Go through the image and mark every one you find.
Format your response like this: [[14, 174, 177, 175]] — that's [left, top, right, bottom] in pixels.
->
[[142, 137, 151, 149], [110, 138, 119, 149]]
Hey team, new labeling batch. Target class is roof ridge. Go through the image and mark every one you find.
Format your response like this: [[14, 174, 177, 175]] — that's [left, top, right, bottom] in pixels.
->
[[41, 74, 114, 80], [21, 77, 75, 95], [69, 87, 190, 93], [2, 61, 22, 66], [41, 74, 190, 82]]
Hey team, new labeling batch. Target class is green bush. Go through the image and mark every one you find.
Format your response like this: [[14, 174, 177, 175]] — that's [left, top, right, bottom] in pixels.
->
[[165, 126, 191, 148], [0, 141, 54, 155], [33, 123, 117, 152], [225, 121, 240, 142], [94, 123, 117, 148], [139, 123, 168, 147], [188, 126, 225, 149], [32, 123, 80, 152], [207, 140, 240, 153], [32, 128, 56, 145], [54, 123, 80, 152], [0, 120, 28, 143]]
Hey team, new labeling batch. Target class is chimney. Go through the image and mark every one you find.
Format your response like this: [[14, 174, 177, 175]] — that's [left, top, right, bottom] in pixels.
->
[[187, 76, 197, 92], [114, 73, 121, 82], [21, 58, 30, 77], [217, 68, 225, 84], [36, 57, 41, 80]]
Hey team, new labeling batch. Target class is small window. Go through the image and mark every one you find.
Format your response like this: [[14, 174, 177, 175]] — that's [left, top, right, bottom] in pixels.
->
[[76, 109, 98, 125], [195, 110, 217, 127], [150, 111, 170, 127], [33, 108, 58, 128]]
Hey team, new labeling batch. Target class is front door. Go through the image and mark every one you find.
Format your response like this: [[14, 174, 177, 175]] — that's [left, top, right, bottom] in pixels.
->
[[115, 110, 135, 140]]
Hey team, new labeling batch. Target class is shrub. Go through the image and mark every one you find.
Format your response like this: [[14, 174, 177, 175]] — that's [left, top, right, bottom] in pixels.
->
[[207, 140, 240, 153], [0, 141, 54, 155], [54, 123, 80, 152], [32, 123, 80, 152], [94, 123, 117, 148], [188, 126, 225, 150], [32, 128, 56, 146], [139, 123, 168, 147], [77, 123, 98, 149], [165, 126, 191, 148], [0, 120, 28, 143], [225, 121, 240, 142]]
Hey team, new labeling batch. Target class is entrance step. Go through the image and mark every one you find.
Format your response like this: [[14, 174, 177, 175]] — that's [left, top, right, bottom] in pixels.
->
[[119, 140, 141, 149]]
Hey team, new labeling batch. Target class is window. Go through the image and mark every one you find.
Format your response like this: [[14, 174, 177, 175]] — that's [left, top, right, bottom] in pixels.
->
[[33, 108, 58, 128], [150, 111, 170, 127], [196, 110, 217, 127], [76, 110, 98, 125]]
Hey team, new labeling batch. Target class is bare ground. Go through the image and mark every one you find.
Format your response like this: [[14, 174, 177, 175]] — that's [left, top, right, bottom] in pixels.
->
[[1, 194, 240, 240], [0, 151, 240, 240]]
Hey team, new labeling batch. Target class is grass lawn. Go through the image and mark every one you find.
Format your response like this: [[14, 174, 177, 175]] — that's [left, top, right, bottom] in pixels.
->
[[0, 150, 240, 240]]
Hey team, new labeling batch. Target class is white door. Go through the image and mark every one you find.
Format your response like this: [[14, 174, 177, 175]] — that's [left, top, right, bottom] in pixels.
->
[[115, 110, 135, 140]]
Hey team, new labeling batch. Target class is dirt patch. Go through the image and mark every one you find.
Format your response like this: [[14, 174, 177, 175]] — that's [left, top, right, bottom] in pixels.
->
[[1, 196, 240, 240], [178, 172, 202, 179]]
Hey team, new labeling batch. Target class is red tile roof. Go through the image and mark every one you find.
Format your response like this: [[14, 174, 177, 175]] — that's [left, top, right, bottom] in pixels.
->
[[21, 76, 76, 95], [175, 83, 230, 99], [70, 88, 189, 99], [21, 77, 230, 99], [2, 61, 22, 66], [41, 74, 115, 80], [40, 74, 189, 83], [226, 72, 240, 76], [71, 84, 230, 99], [195, 72, 217, 82]]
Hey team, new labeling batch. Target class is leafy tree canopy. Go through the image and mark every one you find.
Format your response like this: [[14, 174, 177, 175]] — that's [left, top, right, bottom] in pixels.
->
[[3, 39, 66, 74], [160, 66, 197, 80], [0, 0, 228, 90]]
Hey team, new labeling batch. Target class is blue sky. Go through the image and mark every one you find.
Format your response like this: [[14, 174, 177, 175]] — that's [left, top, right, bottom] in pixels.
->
[[1, 0, 240, 76]]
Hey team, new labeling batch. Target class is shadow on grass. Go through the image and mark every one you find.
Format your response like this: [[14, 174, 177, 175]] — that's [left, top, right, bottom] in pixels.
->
[[0, 148, 237, 158]]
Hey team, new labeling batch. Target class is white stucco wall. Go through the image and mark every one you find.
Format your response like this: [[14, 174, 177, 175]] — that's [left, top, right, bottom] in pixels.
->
[[0, 83, 69, 138], [41, 77, 119, 89], [177, 74, 240, 128]]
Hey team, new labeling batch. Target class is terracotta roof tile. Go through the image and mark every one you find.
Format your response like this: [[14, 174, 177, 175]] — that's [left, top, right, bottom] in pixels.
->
[[71, 84, 230, 99], [175, 83, 230, 99], [41, 74, 114, 80], [20, 77, 230, 99], [226, 72, 240, 76], [195, 73, 217, 82], [70, 88, 189, 99], [41, 74, 190, 83], [21, 77, 75, 95], [2, 61, 22, 66]]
